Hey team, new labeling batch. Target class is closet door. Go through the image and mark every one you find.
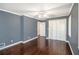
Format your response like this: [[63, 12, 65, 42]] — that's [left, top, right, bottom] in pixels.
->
[[48, 19, 66, 41]]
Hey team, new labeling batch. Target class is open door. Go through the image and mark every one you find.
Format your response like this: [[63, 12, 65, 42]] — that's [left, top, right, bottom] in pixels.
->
[[37, 21, 46, 51]]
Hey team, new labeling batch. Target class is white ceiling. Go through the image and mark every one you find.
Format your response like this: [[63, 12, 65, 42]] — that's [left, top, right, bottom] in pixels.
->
[[0, 3, 73, 20]]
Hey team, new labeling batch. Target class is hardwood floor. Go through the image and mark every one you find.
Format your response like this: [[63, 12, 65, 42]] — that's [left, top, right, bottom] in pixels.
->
[[24, 40, 72, 55], [47, 39, 72, 55], [0, 43, 23, 55], [0, 38, 72, 55]]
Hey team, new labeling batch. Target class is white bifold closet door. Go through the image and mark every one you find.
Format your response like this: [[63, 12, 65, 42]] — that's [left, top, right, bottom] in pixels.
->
[[48, 19, 66, 41]]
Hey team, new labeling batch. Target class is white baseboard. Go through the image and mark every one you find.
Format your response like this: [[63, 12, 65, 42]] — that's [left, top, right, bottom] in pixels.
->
[[0, 41, 22, 50], [66, 41, 74, 55], [22, 36, 38, 43], [0, 36, 38, 50]]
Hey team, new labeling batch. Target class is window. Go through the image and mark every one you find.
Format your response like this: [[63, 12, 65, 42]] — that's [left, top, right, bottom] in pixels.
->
[[68, 15, 71, 37], [48, 19, 66, 41]]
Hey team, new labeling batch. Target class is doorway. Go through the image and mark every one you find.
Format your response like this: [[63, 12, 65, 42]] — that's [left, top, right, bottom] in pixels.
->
[[37, 22, 46, 36]]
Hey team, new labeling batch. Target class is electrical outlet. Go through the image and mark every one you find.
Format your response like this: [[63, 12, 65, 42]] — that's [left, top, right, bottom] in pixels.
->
[[11, 40, 14, 43]]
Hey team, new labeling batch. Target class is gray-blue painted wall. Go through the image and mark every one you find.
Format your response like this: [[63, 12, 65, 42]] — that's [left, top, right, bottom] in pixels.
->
[[46, 20, 48, 37], [68, 3, 79, 54], [23, 16, 37, 41], [0, 11, 37, 47], [0, 10, 21, 46]]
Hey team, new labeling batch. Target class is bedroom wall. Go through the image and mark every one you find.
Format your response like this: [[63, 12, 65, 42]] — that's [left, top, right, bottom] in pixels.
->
[[21, 16, 37, 41], [0, 10, 37, 48], [68, 3, 79, 54], [0, 10, 21, 46]]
